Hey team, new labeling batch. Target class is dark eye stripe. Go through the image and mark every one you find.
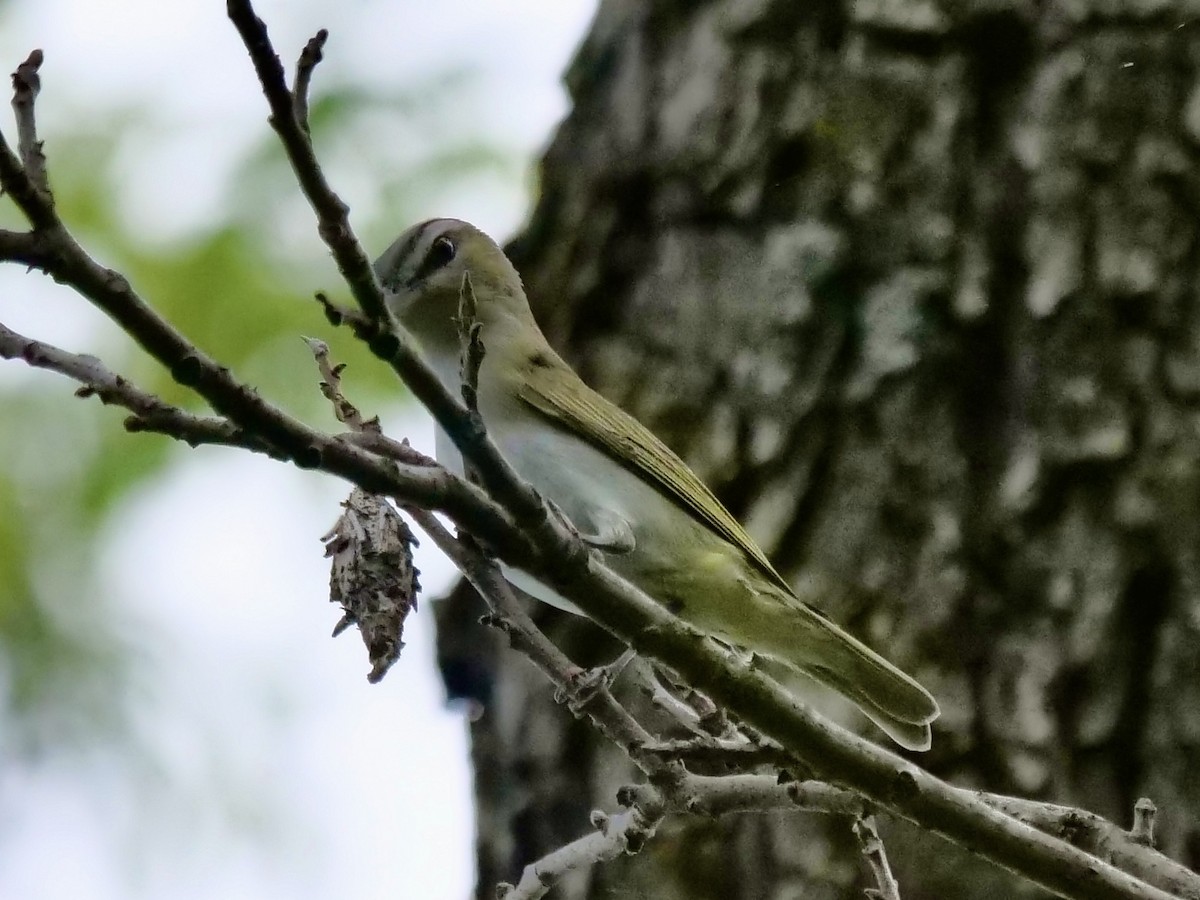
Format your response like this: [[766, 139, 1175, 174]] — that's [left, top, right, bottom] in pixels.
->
[[378, 220, 436, 291], [411, 235, 457, 283]]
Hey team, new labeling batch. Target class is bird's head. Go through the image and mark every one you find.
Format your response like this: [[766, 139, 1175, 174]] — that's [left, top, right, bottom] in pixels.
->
[[375, 218, 534, 354]]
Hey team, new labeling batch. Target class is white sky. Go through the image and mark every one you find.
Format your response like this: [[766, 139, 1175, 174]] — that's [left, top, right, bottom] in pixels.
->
[[0, 2, 597, 898]]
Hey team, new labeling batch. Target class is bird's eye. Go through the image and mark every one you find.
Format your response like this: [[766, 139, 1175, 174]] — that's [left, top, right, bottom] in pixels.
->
[[425, 236, 457, 272]]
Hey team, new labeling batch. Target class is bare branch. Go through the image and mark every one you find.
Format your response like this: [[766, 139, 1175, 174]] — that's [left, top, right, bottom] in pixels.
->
[[0, 49, 55, 229], [0, 320, 285, 458], [854, 815, 902, 900], [292, 29, 327, 130], [457, 271, 484, 416], [227, 0, 553, 535], [315, 290, 374, 332], [628, 658, 710, 732], [224, 1, 382, 319], [496, 773, 870, 899], [339, 430, 438, 468], [404, 506, 666, 768], [296, 346, 834, 856], [1131, 798, 1157, 848], [608, 775, 860, 820], [305, 335, 381, 433], [0, 227, 53, 270], [676, 774, 863, 818], [2, 180, 522, 556], [498, 794, 666, 900], [11, 49, 47, 196], [978, 793, 1200, 900], [637, 735, 796, 770]]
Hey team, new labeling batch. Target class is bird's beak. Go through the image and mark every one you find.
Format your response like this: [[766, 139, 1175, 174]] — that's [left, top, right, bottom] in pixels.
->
[[372, 242, 412, 319]]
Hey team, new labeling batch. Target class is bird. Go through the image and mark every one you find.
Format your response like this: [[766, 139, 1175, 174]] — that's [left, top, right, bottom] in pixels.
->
[[374, 218, 940, 750]]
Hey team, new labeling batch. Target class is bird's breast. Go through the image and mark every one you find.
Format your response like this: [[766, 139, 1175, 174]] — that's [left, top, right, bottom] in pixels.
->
[[433, 403, 735, 615]]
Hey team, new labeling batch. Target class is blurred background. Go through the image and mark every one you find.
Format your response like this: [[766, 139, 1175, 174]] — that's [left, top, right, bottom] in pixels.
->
[[0, 1, 597, 898]]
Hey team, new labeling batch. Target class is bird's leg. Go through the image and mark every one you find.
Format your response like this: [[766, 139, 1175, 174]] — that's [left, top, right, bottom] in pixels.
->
[[546, 500, 635, 555], [579, 512, 636, 554], [596, 646, 638, 683], [565, 647, 639, 708]]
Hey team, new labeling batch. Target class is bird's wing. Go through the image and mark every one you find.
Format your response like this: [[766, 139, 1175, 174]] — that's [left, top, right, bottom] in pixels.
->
[[517, 363, 794, 594]]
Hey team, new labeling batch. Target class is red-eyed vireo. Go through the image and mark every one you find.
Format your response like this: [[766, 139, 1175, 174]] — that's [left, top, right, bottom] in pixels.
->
[[375, 218, 940, 750]]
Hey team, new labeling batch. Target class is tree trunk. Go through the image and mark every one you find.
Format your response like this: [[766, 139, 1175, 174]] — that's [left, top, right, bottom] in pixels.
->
[[436, 1, 1200, 896]]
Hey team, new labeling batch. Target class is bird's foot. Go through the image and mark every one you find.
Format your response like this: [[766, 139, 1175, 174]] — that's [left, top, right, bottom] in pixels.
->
[[546, 500, 635, 555], [560, 648, 638, 708]]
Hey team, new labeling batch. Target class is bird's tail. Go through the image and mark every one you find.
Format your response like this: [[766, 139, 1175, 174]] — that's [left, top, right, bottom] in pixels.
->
[[743, 586, 939, 751]]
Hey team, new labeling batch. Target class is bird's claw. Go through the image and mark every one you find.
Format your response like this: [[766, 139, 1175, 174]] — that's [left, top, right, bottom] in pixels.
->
[[560, 648, 638, 708], [546, 500, 635, 555]]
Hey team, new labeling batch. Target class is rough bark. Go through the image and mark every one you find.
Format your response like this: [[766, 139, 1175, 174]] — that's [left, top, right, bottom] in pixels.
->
[[436, 0, 1200, 896]]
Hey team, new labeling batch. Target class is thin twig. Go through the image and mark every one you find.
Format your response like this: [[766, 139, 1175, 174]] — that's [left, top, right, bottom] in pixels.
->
[[302, 338, 447, 474], [662, 775, 864, 818], [457, 271, 484, 415], [0, 64, 521, 554], [455, 271, 486, 485], [0, 227, 52, 269], [629, 658, 706, 730], [498, 773, 870, 899], [0, 50, 54, 229], [10, 49, 47, 197], [227, 0, 554, 534], [854, 815, 902, 900], [680, 683, 735, 737], [404, 506, 666, 766], [976, 793, 1200, 899], [339, 430, 437, 467], [0, 320, 284, 458], [315, 290, 374, 332], [300, 340, 665, 762], [1131, 798, 1156, 848], [292, 29, 327, 130], [305, 335, 381, 433], [637, 736, 795, 770], [225, 2, 381, 317], [498, 794, 666, 900]]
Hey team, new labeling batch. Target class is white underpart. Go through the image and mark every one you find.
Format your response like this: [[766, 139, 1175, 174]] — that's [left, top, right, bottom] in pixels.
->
[[422, 351, 692, 621], [434, 424, 589, 615]]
